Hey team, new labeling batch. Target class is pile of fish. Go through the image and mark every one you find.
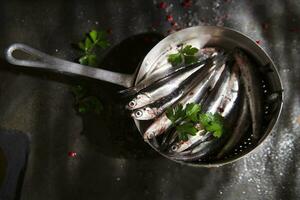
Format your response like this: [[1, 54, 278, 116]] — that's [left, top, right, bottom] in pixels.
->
[[122, 47, 263, 162]]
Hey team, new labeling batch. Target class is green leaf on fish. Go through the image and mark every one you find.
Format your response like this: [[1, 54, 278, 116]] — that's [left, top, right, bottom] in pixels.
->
[[185, 103, 201, 122], [180, 45, 199, 55], [167, 53, 183, 65], [184, 55, 198, 65], [166, 104, 185, 123], [166, 103, 224, 141], [176, 122, 198, 141], [176, 123, 198, 135], [168, 44, 199, 67], [199, 113, 224, 138]]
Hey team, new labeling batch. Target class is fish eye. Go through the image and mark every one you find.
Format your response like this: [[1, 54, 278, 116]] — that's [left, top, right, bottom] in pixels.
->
[[135, 110, 143, 117], [128, 101, 136, 107], [171, 145, 178, 152]]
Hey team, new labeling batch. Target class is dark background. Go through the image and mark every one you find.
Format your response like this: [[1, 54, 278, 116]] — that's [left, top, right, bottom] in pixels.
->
[[0, 0, 299, 199]]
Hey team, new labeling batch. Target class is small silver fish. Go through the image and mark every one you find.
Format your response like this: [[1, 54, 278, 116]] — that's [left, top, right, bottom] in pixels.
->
[[125, 62, 205, 110], [234, 48, 263, 140], [131, 90, 183, 120], [132, 58, 219, 120], [143, 55, 228, 140], [173, 66, 241, 161], [216, 90, 250, 159], [168, 129, 207, 154], [140, 46, 219, 85]]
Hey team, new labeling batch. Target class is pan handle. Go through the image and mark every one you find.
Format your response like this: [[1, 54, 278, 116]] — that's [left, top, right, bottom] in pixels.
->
[[5, 43, 134, 88]]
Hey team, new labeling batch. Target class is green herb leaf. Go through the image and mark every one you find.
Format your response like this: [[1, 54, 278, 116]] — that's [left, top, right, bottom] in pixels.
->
[[184, 55, 198, 64], [185, 103, 201, 122], [178, 132, 189, 141], [78, 42, 85, 51], [77, 96, 103, 114], [206, 122, 223, 138], [89, 30, 98, 43], [73, 29, 110, 115], [84, 37, 93, 52], [181, 45, 199, 55], [167, 53, 183, 66], [177, 123, 196, 141], [199, 113, 215, 127], [71, 85, 87, 101], [199, 113, 224, 138], [166, 104, 185, 123], [168, 44, 199, 67], [79, 55, 89, 65], [87, 54, 97, 67], [176, 122, 198, 136]]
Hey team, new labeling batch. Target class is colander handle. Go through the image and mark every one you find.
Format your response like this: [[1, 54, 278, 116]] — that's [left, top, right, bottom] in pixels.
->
[[5, 43, 134, 88]]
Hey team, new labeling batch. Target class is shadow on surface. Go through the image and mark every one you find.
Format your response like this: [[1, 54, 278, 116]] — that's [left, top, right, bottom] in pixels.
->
[[80, 32, 163, 160], [0, 32, 164, 160], [244, 1, 300, 200]]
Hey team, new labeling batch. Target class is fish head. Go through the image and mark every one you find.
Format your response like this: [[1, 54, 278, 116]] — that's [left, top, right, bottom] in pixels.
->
[[168, 140, 187, 154], [169, 143, 180, 154], [131, 107, 157, 120], [143, 130, 156, 141], [126, 94, 151, 110]]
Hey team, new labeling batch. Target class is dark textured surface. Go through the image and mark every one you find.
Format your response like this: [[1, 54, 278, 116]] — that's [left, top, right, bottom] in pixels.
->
[[0, 0, 299, 199]]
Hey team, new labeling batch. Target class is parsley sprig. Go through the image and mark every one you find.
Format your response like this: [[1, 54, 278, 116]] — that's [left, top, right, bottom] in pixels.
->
[[168, 45, 199, 67], [71, 29, 109, 115], [78, 30, 109, 67], [71, 85, 103, 115], [166, 103, 224, 141]]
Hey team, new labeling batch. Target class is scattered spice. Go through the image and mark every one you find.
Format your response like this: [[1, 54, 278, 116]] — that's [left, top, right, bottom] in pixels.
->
[[181, 0, 192, 8], [289, 28, 300, 33], [171, 21, 179, 28], [166, 15, 174, 22], [158, 2, 167, 9], [68, 151, 77, 157], [262, 23, 269, 31]]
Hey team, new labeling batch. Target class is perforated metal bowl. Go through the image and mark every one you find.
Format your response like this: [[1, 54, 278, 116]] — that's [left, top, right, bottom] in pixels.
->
[[134, 26, 284, 167]]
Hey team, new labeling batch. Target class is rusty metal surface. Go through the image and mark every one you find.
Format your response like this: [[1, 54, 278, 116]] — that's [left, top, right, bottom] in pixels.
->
[[0, 0, 299, 199]]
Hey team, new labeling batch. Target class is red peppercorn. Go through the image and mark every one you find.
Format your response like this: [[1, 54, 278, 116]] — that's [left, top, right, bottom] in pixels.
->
[[158, 2, 167, 9], [166, 15, 174, 22], [255, 40, 261, 45], [182, 0, 192, 8], [289, 28, 300, 33], [68, 151, 77, 157], [262, 23, 269, 31]]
